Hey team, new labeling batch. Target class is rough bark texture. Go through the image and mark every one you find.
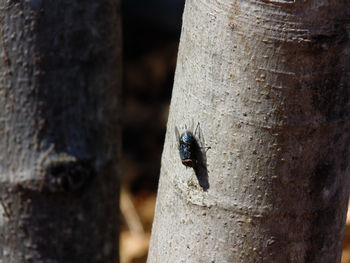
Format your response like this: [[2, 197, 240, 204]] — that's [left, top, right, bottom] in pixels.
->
[[0, 0, 121, 262], [148, 1, 350, 262]]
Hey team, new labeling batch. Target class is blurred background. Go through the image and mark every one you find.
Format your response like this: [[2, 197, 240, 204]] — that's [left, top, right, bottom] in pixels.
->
[[120, 1, 184, 262], [120, 1, 350, 262]]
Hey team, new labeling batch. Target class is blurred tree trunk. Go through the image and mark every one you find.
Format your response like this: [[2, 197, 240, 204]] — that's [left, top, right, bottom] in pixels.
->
[[148, 1, 350, 262], [0, 1, 121, 262]]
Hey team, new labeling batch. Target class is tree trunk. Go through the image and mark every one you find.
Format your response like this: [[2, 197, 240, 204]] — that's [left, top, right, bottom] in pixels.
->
[[148, 1, 350, 262], [0, 1, 121, 262]]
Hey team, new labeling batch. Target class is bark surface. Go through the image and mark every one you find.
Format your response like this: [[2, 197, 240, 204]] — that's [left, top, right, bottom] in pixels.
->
[[148, 1, 350, 262], [0, 1, 121, 262]]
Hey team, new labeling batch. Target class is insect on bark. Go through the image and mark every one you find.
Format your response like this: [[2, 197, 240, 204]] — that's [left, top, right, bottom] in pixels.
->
[[175, 123, 210, 190]]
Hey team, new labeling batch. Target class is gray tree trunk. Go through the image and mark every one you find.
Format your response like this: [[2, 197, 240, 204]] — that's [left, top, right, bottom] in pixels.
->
[[148, 1, 350, 262], [0, 1, 121, 262]]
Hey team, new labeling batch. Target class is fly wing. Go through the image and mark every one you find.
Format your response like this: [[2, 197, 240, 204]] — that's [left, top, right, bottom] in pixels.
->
[[175, 126, 180, 149], [194, 123, 210, 152], [194, 122, 204, 147]]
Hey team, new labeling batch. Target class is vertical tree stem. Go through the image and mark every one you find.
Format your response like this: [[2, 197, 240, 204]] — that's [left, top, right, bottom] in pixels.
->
[[148, 1, 350, 262], [0, 1, 122, 262]]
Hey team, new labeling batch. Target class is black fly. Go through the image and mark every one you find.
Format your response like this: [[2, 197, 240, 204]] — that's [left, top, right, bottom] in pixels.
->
[[175, 123, 210, 190], [177, 130, 199, 168]]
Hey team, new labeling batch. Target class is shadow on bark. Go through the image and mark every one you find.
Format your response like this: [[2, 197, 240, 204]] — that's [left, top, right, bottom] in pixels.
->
[[194, 163, 209, 191], [193, 123, 210, 191]]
